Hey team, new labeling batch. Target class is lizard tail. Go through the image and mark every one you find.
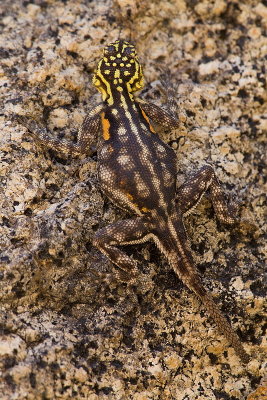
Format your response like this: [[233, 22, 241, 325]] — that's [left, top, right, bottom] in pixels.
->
[[170, 255, 250, 363], [194, 283, 250, 363]]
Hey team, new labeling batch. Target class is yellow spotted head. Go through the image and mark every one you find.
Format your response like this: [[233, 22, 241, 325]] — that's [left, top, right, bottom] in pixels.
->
[[92, 40, 144, 103]]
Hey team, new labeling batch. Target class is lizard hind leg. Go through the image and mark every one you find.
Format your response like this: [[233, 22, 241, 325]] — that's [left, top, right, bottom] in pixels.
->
[[176, 164, 241, 225], [93, 216, 152, 284]]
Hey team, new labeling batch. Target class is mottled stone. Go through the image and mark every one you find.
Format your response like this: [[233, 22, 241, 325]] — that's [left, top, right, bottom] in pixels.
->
[[0, 0, 266, 399]]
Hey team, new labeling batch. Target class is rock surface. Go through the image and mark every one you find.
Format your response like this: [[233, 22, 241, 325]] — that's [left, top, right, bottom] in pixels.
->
[[0, 0, 266, 399]]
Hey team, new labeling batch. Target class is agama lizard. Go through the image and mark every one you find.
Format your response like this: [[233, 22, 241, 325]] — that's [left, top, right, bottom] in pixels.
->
[[15, 39, 249, 363]]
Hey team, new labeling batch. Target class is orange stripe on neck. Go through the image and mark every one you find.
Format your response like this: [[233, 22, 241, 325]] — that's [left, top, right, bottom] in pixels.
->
[[101, 112, 111, 140], [141, 108, 156, 133]]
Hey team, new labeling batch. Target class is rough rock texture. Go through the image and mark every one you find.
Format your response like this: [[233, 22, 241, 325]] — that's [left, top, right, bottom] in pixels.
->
[[0, 0, 266, 399]]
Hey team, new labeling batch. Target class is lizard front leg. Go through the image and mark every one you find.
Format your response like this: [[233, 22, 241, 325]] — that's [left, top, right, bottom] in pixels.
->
[[176, 165, 240, 224], [93, 217, 152, 283], [136, 74, 179, 131], [13, 103, 103, 156]]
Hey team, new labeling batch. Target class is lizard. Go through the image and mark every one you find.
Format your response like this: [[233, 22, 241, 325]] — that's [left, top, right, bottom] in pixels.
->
[[14, 39, 249, 363]]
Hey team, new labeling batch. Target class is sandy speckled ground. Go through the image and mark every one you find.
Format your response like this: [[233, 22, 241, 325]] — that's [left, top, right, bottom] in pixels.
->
[[0, 0, 266, 399]]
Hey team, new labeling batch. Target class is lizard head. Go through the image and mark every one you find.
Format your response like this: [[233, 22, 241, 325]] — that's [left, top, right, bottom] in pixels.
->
[[92, 40, 144, 102]]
